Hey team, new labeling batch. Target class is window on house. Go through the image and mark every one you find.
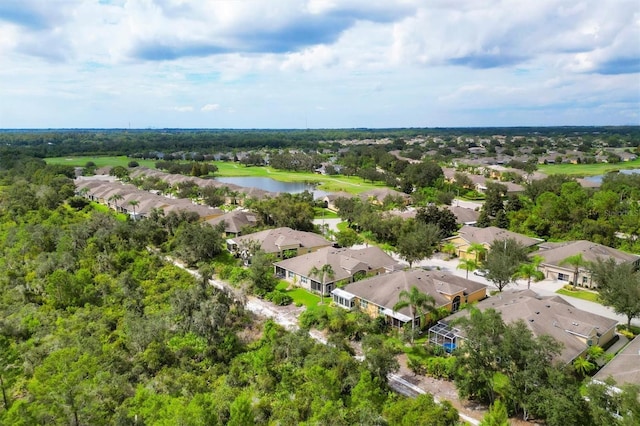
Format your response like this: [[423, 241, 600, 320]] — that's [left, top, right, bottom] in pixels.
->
[[582, 276, 589, 284], [301, 277, 308, 284], [452, 295, 461, 312], [558, 273, 569, 281], [360, 300, 368, 309], [378, 306, 384, 316]]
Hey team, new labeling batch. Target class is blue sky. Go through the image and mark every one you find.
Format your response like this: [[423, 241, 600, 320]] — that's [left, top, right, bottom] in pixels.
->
[[0, 0, 638, 128]]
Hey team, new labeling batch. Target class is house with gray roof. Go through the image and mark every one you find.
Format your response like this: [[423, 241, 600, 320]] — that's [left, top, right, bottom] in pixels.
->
[[274, 246, 401, 296], [532, 240, 640, 288], [205, 210, 258, 236], [227, 227, 332, 263], [593, 336, 640, 389], [430, 289, 618, 363], [444, 225, 543, 261], [332, 269, 487, 328]]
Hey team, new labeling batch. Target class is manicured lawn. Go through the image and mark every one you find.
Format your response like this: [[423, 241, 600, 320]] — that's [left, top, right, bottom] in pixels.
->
[[313, 207, 340, 219], [556, 288, 601, 303], [45, 155, 157, 168], [276, 281, 326, 308], [539, 158, 640, 176], [214, 162, 385, 194]]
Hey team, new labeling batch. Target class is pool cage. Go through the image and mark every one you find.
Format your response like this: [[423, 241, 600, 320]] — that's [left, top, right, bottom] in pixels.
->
[[428, 321, 462, 353]]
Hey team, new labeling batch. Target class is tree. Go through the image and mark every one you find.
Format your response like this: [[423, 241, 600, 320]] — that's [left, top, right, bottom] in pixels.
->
[[559, 253, 590, 290], [591, 258, 640, 328], [441, 242, 456, 259], [484, 239, 528, 292], [249, 250, 278, 296], [108, 193, 123, 211], [308, 264, 335, 298], [335, 228, 363, 248], [467, 242, 487, 263], [457, 258, 478, 280], [395, 220, 440, 268], [393, 286, 437, 343], [514, 255, 544, 290], [361, 335, 399, 382], [128, 199, 139, 220], [480, 399, 509, 426]]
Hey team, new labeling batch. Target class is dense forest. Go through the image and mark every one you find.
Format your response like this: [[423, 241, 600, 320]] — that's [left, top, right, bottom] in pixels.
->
[[1, 126, 638, 157]]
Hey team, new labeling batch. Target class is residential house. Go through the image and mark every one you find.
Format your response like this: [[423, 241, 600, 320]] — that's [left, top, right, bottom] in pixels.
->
[[321, 192, 354, 211], [274, 246, 401, 296], [444, 225, 543, 260], [593, 336, 640, 390], [205, 210, 258, 236], [227, 227, 332, 262], [358, 188, 411, 206], [532, 240, 640, 288], [332, 269, 487, 328], [445, 205, 479, 226], [429, 289, 618, 363]]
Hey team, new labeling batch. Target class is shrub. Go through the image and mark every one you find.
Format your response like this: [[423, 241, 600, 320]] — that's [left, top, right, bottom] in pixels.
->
[[265, 291, 293, 306], [299, 305, 330, 330]]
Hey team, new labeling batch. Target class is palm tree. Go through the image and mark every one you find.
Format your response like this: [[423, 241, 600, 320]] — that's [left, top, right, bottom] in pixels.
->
[[128, 200, 139, 220], [308, 264, 335, 301], [457, 258, 478, 279], [108, 193, 123, 211], [514, 255, 544, 289], [393, 286, 437, 344], [573, 356, 596, 377], [466, 242, 487, 263], [441, 242, 457, 260], [560, 253, 590, 289]]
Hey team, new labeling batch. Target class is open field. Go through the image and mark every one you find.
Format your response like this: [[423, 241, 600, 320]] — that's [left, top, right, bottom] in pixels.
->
[[45, 155, 157, 168], [45, 156, 386, 194], [538, 158, 640, 176], [213, 162, 385, 194]]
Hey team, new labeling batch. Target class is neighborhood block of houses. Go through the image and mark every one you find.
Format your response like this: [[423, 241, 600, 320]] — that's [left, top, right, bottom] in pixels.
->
[[444, 225, 543, 260]]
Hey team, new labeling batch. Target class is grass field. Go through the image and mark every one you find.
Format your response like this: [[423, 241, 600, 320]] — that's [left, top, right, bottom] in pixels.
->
[[556, 288, 601, 303], [45, 156, 157, 169], [45, 156, 385, 194], [538, 158, 640, 176], [313, 207, 340, 219]]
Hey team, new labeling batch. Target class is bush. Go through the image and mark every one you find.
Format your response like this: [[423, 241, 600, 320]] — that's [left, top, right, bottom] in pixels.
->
[[299, 305, 330, 330], [265, 291, 293, 306], [128, 160, 140, 168]]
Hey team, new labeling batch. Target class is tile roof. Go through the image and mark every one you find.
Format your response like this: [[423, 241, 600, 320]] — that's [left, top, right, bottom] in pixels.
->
[[231, 227, 331, 254], [341, 269, 487, 318], [447, 289, 618, 363], [534, 240, 640, 267], [454, 225, 543, 248], [274, 246, 399, 283]]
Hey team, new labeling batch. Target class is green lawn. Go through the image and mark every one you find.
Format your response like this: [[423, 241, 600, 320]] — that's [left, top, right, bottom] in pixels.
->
[[556, 288, 601, 303], [538, 158, 640, 176], [276, 281, 330, 308], [313, 207, 340, 219], [90, 202, 128, 221], [214, 162, 385, 194], [45, 156, 157, 169]]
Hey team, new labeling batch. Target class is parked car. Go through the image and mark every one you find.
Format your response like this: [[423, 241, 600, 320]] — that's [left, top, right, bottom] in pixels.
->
[[473, 269, 487, 277]]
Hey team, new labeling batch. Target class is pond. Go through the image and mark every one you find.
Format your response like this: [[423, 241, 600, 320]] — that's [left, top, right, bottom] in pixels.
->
[[584, 168, 640, 184], [215, 176, 328, 198]]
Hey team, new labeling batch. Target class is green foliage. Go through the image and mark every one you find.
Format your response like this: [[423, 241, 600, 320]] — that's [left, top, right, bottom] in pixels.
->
[[480, 399, 509, 426], [591, 258, 640, 328], [264, 290, 293, 306]]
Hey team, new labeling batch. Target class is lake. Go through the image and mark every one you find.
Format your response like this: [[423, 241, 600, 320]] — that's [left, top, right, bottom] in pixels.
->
[[215, 176, 328, 198], [584, 168, 640, 184]]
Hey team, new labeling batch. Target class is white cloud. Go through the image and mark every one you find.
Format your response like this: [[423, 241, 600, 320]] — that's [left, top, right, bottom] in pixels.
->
[[0, 0, 637, 127], [201, 103, 220, 111]]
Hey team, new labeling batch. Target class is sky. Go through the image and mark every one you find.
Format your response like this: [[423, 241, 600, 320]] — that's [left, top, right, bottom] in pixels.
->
[[0, 0, 639, 129]]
